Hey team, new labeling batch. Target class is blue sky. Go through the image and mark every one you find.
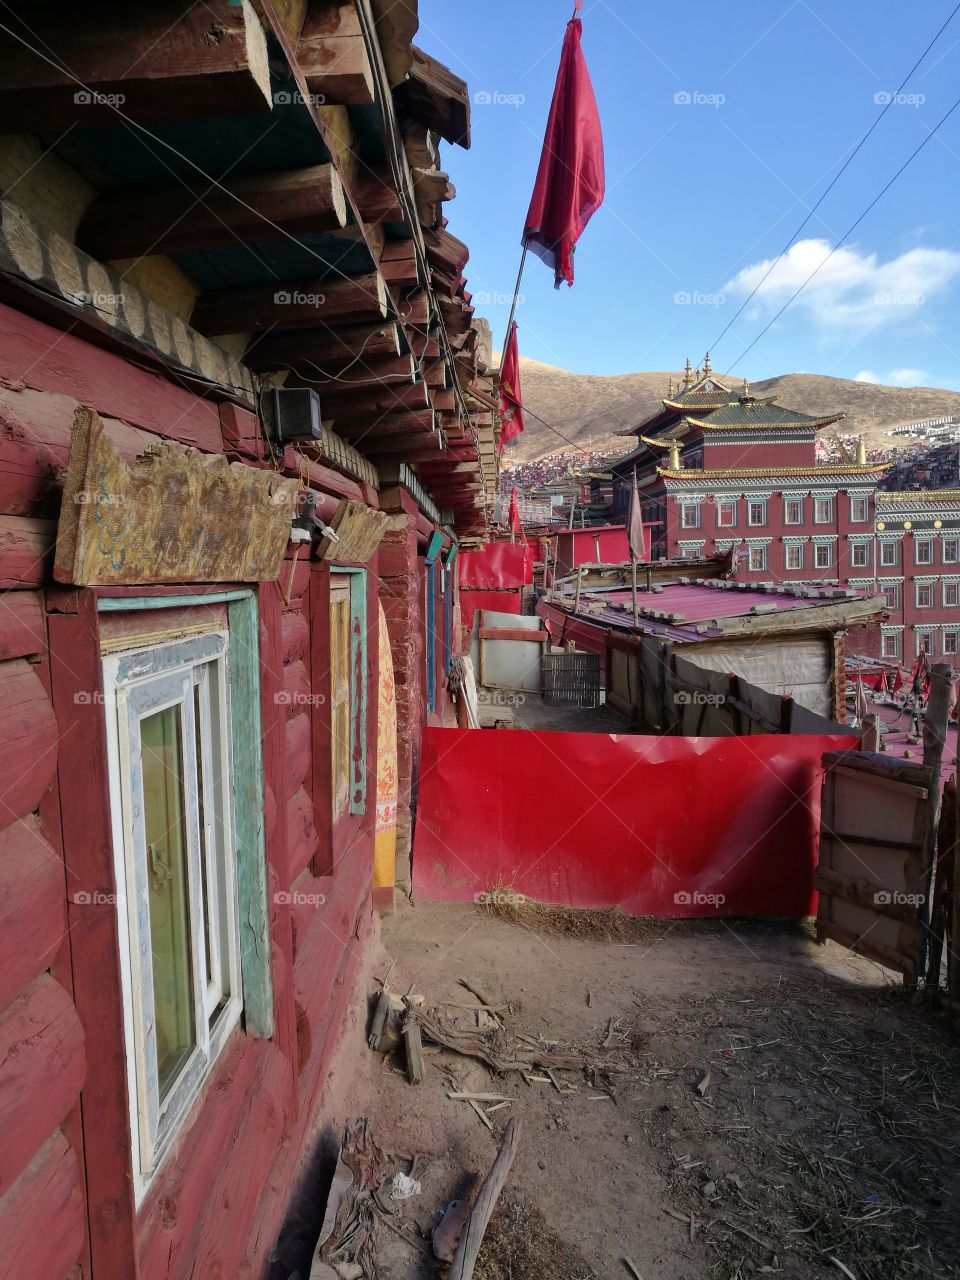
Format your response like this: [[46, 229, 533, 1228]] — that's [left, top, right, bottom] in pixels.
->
[[417, 0, 960, 388]]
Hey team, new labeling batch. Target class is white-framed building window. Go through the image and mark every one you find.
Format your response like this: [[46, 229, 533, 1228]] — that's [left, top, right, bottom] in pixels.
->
[[916, 582, 934, 608], [850, 496, 869, 522], [747, 499, 767, 527], [917, 629, 935, 657], [881, 630, 902, 659], [849, 541, 868, 568], [944, 538, 959, 564], [814, 542, 833, 569], [945, 630, 959, 656], [103, 631, 242, 1201], [882, 583, 900, 609], [814, 496, 833, 524], [915, 537, 933, 565], [880, 540, 900, 567], [783, 497, 803, 525], [716, 499, 737, 527], [680, 500, 701, 529], [945, 582, 960, 607], [748, 544, 767, 572], [784, 543, 803, 571]]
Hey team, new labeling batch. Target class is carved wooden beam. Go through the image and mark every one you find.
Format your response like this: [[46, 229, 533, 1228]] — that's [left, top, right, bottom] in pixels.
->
[[297, 1, 375, 105], [394, 45, 471, 148], [76, 164, 347, 260], [192, 271, 387, 336], [0, 0, 274, 135], [246, 320, 401, 369]]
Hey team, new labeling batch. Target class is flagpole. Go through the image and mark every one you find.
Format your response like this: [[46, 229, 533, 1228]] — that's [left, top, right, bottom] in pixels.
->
[[502, 240, 529, 358]]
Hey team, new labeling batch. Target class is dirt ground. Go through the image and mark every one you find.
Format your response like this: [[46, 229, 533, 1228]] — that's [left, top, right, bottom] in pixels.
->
[[306, 900, 960, 1280]]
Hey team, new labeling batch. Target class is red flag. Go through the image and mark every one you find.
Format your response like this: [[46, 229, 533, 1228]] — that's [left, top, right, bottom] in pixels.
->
[[523, 7, 605, 288], [499, 322, 524, 449], [508, 487, 522, 537]]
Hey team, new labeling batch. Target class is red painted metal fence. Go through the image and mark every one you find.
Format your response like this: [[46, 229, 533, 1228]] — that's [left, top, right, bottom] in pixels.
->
[[413, 728, 853, 917]]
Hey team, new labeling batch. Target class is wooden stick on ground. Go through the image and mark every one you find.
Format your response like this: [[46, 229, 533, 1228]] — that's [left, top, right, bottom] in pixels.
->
[[449, 1117, 522, 1280], [402, 1013, 425, 1085]]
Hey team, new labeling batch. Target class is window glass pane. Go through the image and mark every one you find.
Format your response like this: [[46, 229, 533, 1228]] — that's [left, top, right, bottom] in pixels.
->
[[141, 704, 196, 1101]]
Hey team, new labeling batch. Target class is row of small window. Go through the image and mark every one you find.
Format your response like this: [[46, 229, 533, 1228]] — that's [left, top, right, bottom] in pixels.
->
[[879, 580, 960, 610], [877, 537, 960, 567], [679, 495, 867, 530], [685, 542, 840, 571], [881, 629, 960, 659]]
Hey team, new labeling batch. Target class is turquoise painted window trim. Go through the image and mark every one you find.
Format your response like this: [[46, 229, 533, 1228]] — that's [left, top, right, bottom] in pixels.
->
[[338, 568, 368, 816], [98, 590, 252, 611], [425, 561, 436, 714], [97, 588, 273, 1039]]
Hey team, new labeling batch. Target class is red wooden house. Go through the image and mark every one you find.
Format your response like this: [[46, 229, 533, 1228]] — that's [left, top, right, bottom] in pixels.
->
[[0, 4, 495, 1278]]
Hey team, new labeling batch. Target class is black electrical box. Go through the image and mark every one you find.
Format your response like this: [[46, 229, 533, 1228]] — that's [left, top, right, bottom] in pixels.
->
[[265, 387, 323, 444]]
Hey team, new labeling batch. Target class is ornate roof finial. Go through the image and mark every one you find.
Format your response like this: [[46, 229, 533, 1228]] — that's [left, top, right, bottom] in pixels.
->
[[667, 440, 682, 470], [742, 376, 749, 398], [667, 376, 675, 397], [703, 350, 712, 375], [682, 357, 693, 388], [856, 435, 867, 465]]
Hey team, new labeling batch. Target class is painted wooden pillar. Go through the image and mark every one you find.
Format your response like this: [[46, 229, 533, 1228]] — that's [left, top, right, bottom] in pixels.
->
[[373, 601, 397, 913]]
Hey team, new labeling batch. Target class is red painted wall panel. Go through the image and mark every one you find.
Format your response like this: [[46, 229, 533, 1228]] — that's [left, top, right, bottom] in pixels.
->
[[459, 542, 532, 589], [459, 589, 522, 628], [413, 728, 852, 917]]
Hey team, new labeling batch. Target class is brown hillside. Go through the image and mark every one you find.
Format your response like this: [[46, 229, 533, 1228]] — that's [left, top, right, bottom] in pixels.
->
[[505, 357, 960, 462]]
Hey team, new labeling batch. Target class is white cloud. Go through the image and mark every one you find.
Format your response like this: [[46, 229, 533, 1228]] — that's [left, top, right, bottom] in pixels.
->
[[724, 238, 960, 332], [854, 368, 931, 387]]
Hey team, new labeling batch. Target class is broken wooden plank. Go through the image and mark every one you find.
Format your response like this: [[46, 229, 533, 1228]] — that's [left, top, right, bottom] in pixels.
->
[[449, 1119, 522, 1280]]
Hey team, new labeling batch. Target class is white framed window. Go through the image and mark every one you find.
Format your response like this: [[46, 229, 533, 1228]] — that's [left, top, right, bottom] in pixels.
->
[[915, 537, 933, 565], [783, 498, 803, 525], [814, 496, 833, 524], [945, 631, 959, 656], [849, 542, 868, 568], [882, 583, 900, 609], [917, 630, 935, 657], [104, 632, 242, 1201], [880, 541, 899, 567], [748, 544, 767, 571], [680, 500, 700, 529], [944, 538, 959, 564], [747, 499, 767, 527], [945, 583, 959, 607], [850, 496, 869, 522], [716, 499, 737, 527], [916, 583, 934, 608], [784, 543, 803, 571], [882, 631, 901, 659], [814, 543, 833, 568]]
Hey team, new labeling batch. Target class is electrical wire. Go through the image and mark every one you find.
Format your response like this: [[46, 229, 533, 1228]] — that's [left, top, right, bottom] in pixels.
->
[[710, 0, 960, 357], [724, 90, 960, 374]]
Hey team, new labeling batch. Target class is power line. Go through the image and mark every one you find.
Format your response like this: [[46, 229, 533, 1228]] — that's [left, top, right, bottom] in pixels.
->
[[710, 0, 960, 357], [723, 89, 960, 374]]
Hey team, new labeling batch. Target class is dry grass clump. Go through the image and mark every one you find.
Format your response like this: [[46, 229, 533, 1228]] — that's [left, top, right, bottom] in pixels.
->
[[474, 1199, 597, 1280], [476, 882, 665, 942]]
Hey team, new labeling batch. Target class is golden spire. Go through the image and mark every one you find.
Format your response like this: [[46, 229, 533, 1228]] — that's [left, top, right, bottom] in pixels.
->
[[682, 357, 693, 388], [667, 440, 682, 470], [856, 435, 867, 465], [703, 350, 712, 375], [667, 376, 675, 397]]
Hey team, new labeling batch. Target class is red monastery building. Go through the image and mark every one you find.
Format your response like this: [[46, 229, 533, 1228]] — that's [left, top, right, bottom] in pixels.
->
[[609, 356, 960, 669]]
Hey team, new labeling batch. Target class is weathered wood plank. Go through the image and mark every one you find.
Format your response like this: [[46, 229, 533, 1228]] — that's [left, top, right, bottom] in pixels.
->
[[285, 711, 312, 798], [0, 302, 224, 449], [54, 408, 298, 587], [0, 590, 44, 659], [0, 515, 54, 588], [298, 1, 375, 105], [0, 1134, 85, 1280], [0, 975, 85, 1198], [395, 45, 471, 148], [0, 817, 66, 1011], [287, 784, 320, 884], [0, 659, 58, 826], [246, 321, 401, 369], [193, 271, 388, 336]]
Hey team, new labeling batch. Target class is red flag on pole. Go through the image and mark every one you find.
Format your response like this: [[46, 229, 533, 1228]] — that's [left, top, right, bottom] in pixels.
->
[[523, 5, 605, 288], [499, 321, 525, 450], [508, 487, 522, 538]]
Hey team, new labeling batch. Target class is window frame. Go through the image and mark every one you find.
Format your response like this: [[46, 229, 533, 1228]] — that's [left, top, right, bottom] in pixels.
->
[[914, 537, 933, 565], [849, 496, 869, 523], [784, 543, 803, 571], [849, 541, 868, 568], [881, 631, 901, 659], [944, 538, 959, 564], [945, 582, 960, 608], [880, 541, 900, 567], [783, 497, 803, 526], [814, 496, 834, 524], [747, 544, 767, 572], [680, 500, 701, 530], [103, 629, 243, 1201], [747, 498, 767, 527], [916, 582, 934, 609], [716, 499, 737, 528], [945, 631, 959, 656], [329, 568, 369, 819], [882, 583, 900, 610], [814, 542, 833, 569]]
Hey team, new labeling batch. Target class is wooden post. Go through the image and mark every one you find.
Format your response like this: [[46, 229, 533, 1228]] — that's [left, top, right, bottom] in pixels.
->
[[631, 554, 638, 626], [861, 712, 880, 752], [449, 1118, 522, 1280], [574, 566, 584, 615], [920, 663, 952, 980]]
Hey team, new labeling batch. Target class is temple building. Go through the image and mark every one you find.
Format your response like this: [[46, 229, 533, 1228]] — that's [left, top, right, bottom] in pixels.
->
[[610, 355, 888, 583]]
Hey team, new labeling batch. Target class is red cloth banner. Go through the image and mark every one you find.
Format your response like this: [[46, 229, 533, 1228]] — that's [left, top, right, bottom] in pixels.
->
[[413, 728, 853, 917], [499, 323, 524, 448], [523, 14, 605, 287]]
